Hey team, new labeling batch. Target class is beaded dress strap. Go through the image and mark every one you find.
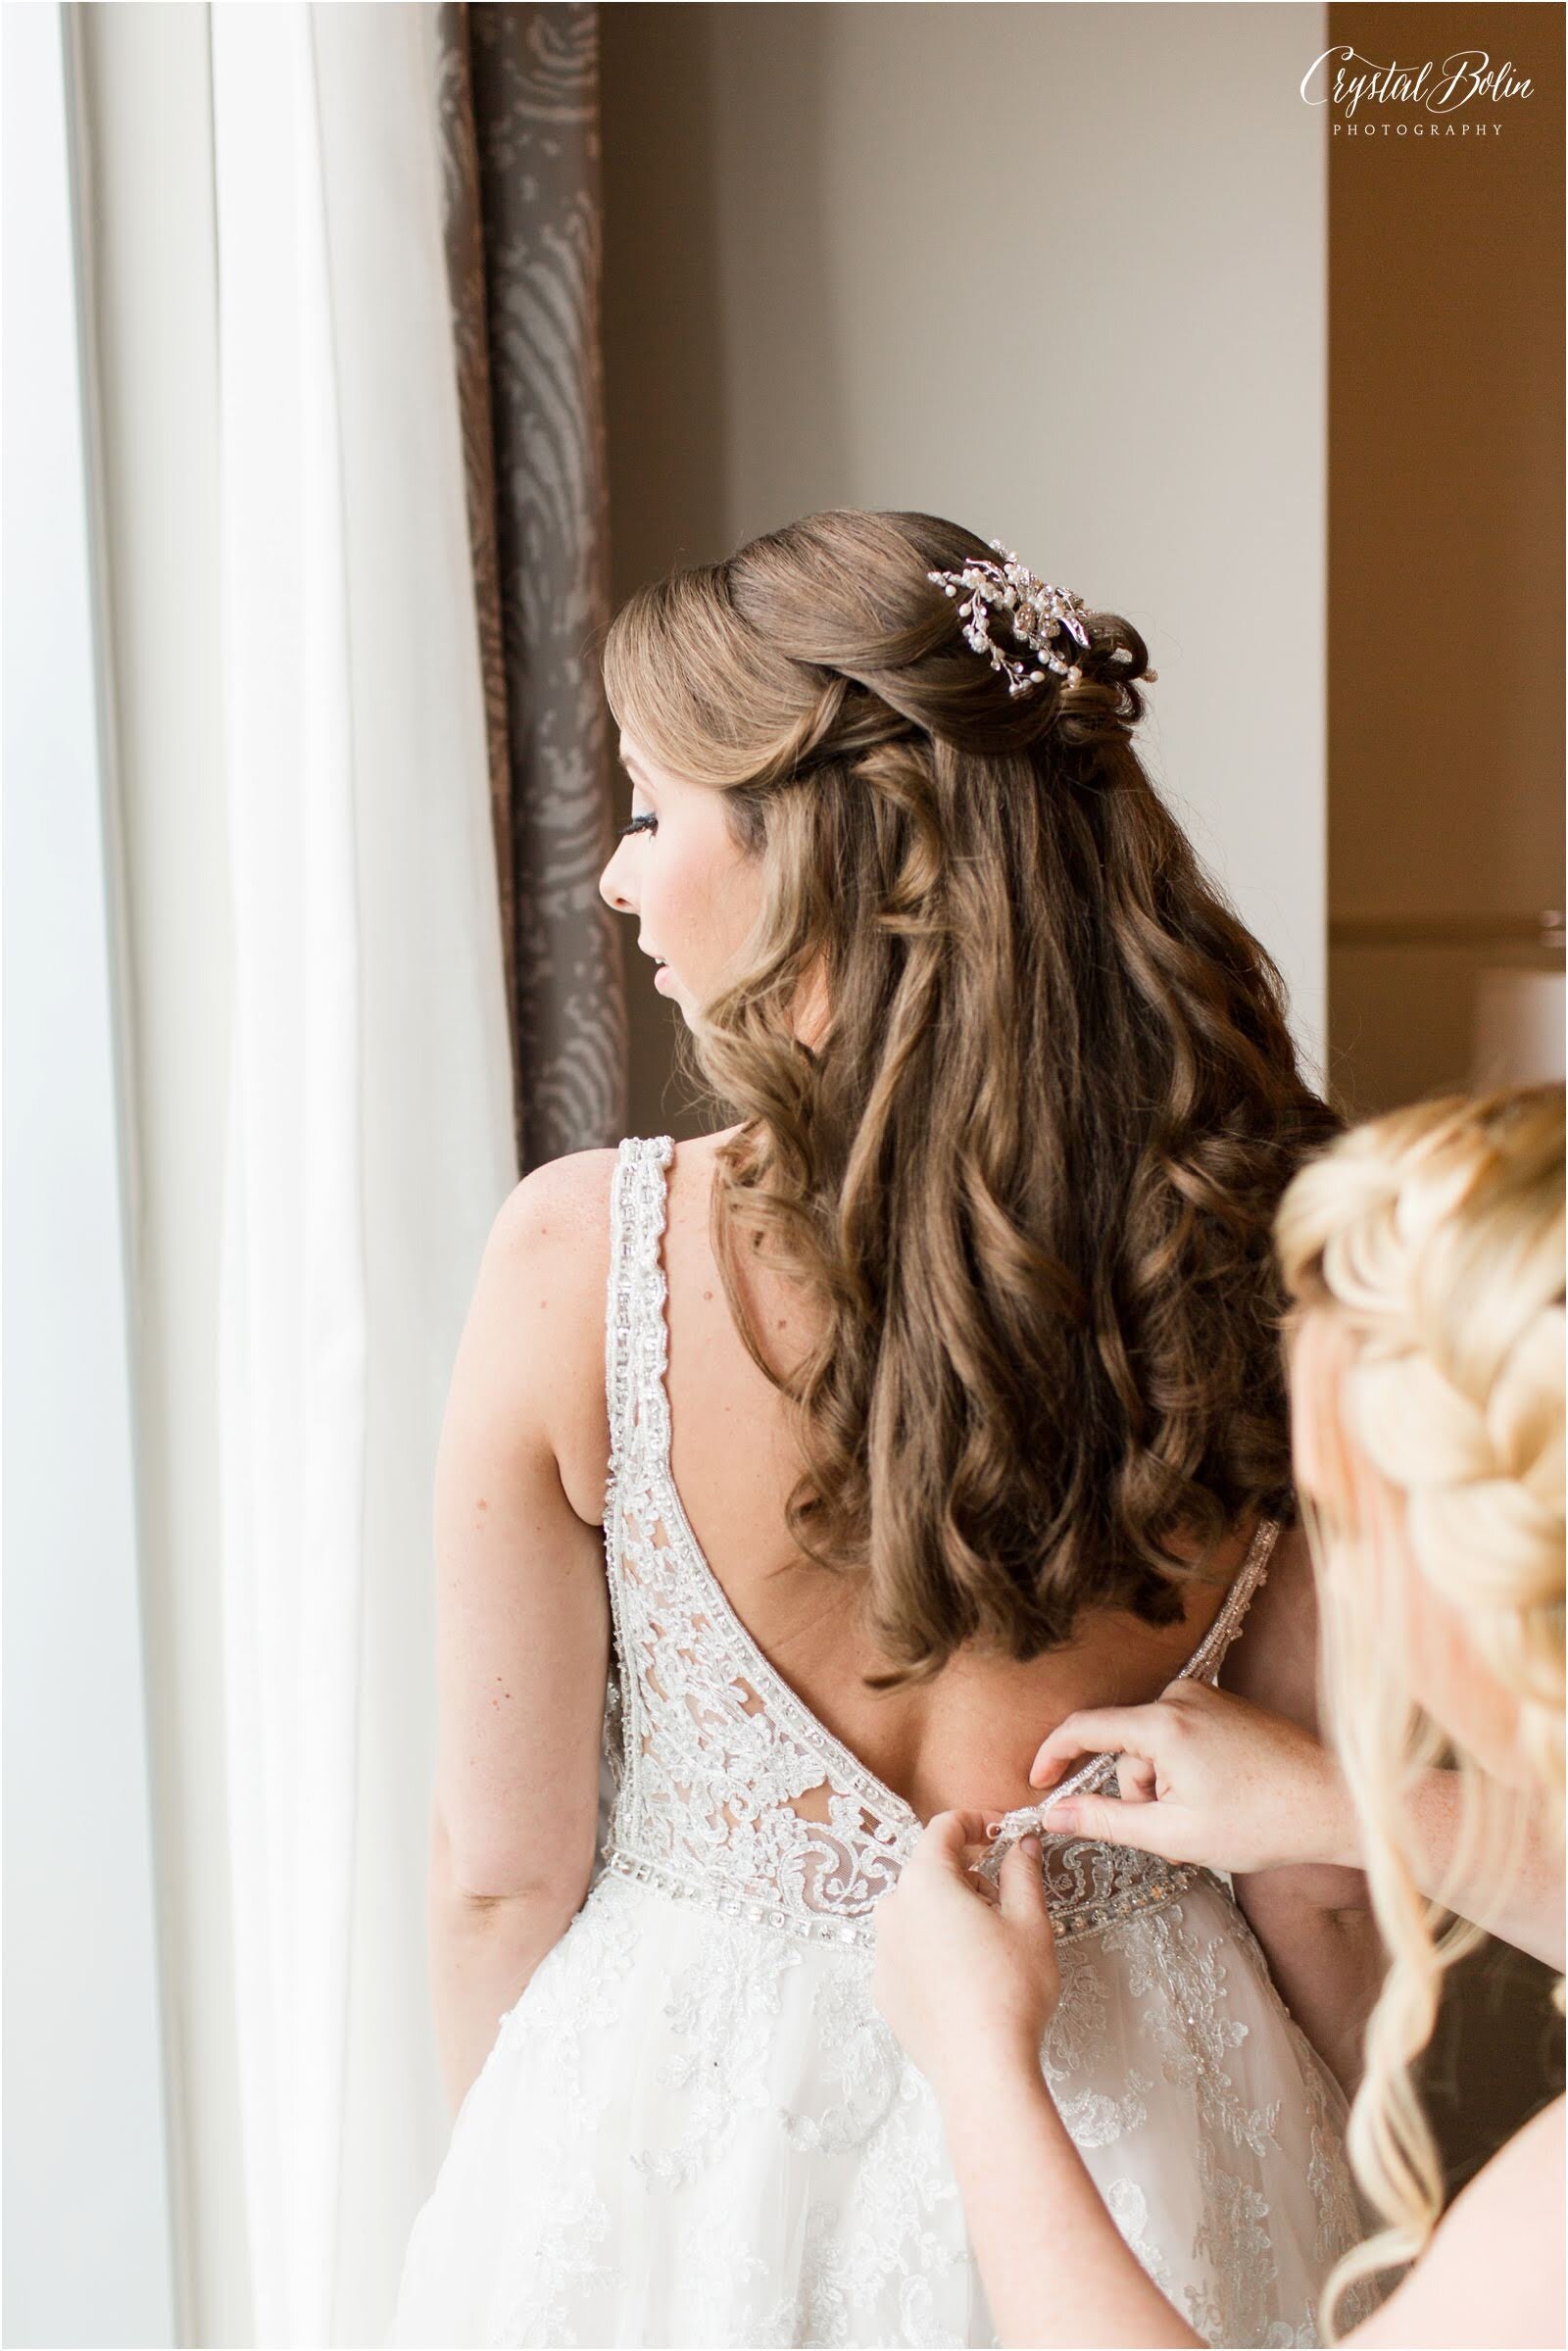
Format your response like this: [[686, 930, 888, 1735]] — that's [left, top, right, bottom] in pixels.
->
[[598, 1136, 675, 1852], [602, 1135, 675, 1522]]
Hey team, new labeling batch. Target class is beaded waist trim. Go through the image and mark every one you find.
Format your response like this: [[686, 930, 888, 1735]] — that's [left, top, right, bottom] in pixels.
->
[[601, 1839, 1196, 1950], [603, 1845, 873, 1945]]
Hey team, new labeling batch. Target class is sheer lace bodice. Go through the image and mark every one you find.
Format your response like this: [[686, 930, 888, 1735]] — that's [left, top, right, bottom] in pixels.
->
[[599, 1132, 1279, 1946]]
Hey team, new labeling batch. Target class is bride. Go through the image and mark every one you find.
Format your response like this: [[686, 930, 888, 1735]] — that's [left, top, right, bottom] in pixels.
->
[[387, 509, 1378, 2349]]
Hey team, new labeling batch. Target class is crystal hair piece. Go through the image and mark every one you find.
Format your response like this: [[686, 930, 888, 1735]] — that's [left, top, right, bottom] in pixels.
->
[[927, 539, 1156, 700]]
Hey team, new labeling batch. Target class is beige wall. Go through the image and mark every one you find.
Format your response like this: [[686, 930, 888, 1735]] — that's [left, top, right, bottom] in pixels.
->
[[1327, 0, 1565, 1113], [602, 3, 1331, 1138]]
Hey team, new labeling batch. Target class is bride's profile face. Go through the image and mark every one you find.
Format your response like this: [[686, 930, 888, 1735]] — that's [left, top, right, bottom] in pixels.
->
[[598, 731, 764, 1021]]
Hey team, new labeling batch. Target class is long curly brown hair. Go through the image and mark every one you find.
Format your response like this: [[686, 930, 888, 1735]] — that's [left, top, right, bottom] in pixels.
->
[[602, 508, 1343, 1687]]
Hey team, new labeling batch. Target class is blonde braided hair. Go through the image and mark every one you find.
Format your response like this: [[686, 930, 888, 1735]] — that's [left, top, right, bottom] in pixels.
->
[[1273, 1083, 1564, 2330]]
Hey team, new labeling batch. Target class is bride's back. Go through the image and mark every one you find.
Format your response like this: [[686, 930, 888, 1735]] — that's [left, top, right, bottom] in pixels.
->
[[558, 1128, 1256, 1829]]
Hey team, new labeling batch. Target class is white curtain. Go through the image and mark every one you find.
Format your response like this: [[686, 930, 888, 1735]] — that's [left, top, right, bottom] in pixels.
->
[[210, 7, 515, 2342], [211, 12, 364, 2344]]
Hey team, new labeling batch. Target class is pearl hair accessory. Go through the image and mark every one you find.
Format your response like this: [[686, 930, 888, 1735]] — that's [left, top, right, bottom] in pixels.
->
[[927, 539, 1156, 701]]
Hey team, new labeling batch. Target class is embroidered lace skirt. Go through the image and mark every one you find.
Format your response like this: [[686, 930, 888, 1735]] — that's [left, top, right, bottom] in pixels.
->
[[385, 1868, 1363, 2350]]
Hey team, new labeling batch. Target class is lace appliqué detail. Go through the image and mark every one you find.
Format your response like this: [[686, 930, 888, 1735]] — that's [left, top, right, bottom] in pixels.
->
[[459, 1871, 1360, 2351], [768, 2067, 968, 2347], [479, 1884, 641, 2349], [1105, 2180, 1185, 2302], [601, 1137, 914, 1944], [1095, 1899, 1364, 2351], [633, 1919, 804, 2190], [624, 1907, 966, 2346], [782, 1960, 907, 2155]]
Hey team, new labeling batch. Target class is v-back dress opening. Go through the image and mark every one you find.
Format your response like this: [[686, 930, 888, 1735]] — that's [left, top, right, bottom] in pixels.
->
[[387, 1135, 1368, 2350]]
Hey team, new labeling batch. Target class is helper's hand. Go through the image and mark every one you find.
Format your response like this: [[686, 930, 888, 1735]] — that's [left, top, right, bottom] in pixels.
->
[[1028, 1680, 1358, 1877], [872, 1815, 1058, 2095]]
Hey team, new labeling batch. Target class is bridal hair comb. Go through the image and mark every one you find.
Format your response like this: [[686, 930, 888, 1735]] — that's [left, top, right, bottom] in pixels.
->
[[926, 540, 1156, 701]]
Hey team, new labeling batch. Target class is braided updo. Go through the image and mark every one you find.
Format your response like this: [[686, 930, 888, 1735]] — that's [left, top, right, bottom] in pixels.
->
[[601, 507, 1341, 1680], [1275, 1083, 1565, 2330], [1280, 1086, 1564, 1688]]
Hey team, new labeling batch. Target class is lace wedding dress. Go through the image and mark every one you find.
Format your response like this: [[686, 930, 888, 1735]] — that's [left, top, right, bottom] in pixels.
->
[[387, 1136, 1367, 2350]]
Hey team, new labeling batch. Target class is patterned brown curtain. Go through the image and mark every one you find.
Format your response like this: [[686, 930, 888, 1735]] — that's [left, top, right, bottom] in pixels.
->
[[436, 1, 627, 1172]]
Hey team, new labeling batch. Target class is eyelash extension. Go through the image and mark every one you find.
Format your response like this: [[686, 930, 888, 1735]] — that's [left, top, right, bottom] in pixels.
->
[[615, 811, 658, 838]]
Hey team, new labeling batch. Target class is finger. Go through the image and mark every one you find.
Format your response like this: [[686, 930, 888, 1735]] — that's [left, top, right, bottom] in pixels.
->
[[1114, 1752, 1158, 1805], [911, 1811, 998, 1885], [998, 1834, 1050, 1924], [1029, 1704, 1170, 1788], [919, 1808, 997, 1856], [1041, 1792, 1190, 1860], [1161, 1674, 1221, 1708]]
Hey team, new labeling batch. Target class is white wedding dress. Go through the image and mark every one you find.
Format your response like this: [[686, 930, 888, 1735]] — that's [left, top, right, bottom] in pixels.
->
[[387, 1135, 1368, 2350]]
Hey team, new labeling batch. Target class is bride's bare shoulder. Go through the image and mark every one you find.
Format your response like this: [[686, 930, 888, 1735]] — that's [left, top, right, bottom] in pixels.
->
[[664, 1125, 746, 1219], [480, 1133, 742, 1514], [488, 1126, 737, 1291], [671, 1123, 745, 1166], [489, 1144, 621, 1275]]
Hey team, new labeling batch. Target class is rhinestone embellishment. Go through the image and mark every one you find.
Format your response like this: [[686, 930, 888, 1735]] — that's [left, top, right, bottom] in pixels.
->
[[927, 537, 1158, 700]]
